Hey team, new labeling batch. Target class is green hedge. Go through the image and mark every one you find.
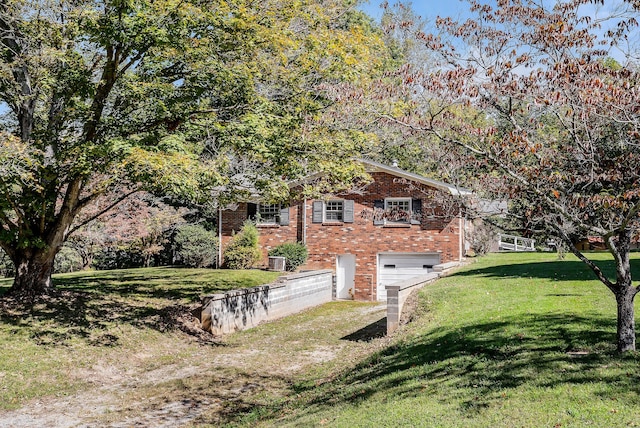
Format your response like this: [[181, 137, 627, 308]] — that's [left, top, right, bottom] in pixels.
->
[[268, 242, 308, 272]]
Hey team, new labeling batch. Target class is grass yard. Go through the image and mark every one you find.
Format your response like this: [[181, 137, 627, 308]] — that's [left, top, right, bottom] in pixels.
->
[[243, 252, 640, 428], [0, 267, 280, 411], [0, 266, 281, 303], [2, 254, 640, 427]]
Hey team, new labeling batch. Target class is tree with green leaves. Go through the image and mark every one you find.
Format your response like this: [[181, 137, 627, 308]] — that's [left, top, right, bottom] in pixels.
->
[[0, 0, 387, 296]]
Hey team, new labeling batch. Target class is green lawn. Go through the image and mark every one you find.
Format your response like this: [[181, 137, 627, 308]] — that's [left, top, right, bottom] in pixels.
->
[[0, 266, 280, 302], [0, 267, 279, 410], [2, 255, 640, 426], [246, 252, 640, 427]]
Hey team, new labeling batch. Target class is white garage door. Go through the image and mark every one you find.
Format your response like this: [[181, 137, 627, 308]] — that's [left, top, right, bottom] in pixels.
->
[[377, 253, 440, 301]]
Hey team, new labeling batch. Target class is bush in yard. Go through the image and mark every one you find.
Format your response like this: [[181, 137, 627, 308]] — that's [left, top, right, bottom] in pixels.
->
[[93, 246, 145, 270], [268, 242, 308, 272], [173, 224, 218, 268], [54, 246, 84, 273], [223, 221, 262, 269]]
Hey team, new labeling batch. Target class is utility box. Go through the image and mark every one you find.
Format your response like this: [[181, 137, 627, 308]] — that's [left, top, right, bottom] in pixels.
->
[[268, 256, 286, 271]]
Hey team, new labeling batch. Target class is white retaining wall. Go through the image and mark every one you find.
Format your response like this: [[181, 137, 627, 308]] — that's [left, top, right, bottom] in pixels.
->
[[201, 270, 333, 335]]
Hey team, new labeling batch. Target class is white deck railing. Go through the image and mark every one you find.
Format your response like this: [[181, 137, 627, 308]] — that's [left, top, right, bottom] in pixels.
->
[[498, 234, 536, 252]]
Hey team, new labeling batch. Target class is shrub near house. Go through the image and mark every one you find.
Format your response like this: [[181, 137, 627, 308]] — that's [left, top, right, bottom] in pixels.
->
[[223, 221, 262, 269], [173, 224, 218, 268], [268, 242, 309, 272]]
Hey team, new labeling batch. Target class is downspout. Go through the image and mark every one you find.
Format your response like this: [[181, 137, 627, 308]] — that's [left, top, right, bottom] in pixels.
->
[[459, 213, 464, 262], [302, 198, 307, 244], [218, 207, 223, 268]]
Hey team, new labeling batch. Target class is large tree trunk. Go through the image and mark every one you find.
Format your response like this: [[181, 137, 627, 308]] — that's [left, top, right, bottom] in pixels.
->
[[8, 248, 59, 296], [564, 229, 638, 353], [610, 231, 638, 353], [5, 178, 82, 296], [615, 285, 636, 353]]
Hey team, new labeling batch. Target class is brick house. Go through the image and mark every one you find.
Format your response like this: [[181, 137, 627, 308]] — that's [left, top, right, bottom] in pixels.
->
[[220, 159, 471, 301]]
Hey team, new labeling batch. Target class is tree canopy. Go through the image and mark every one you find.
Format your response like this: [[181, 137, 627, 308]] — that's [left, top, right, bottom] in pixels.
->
[[349, 0, 640, 351], [0, 0, 388, 294]]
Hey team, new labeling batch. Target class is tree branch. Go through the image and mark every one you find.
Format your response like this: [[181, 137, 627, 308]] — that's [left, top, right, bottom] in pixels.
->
[[68, 188, 141, 235], [552, 222, 616, 292], [0, 3, 36, 142], [383, 108, 611, 237]]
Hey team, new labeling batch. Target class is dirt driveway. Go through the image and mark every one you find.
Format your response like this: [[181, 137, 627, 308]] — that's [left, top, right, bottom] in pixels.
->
[[0, 301, 389, 427]]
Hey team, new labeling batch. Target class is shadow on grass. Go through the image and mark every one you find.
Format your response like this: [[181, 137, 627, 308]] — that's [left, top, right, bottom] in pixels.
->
[[451, 257, 640, 284], [0, 289, 212, 346], [341, 317, 387, 342], [53, 268, 268, 302], [293, 312, 640, 419], [0, 267, 278, 346], [0, 272, 248, 347]]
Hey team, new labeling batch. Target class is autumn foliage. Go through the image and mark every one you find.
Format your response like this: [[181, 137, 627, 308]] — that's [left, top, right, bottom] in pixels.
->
[[353, 0, 640, 352]]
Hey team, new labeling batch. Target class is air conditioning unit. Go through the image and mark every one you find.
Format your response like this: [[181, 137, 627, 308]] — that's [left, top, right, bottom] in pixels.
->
[[268, 256, 286, 271]]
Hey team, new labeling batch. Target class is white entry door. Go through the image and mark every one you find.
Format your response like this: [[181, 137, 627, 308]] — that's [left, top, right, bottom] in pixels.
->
[[377, 253, 440, 301], [336, 254, 356, 300]]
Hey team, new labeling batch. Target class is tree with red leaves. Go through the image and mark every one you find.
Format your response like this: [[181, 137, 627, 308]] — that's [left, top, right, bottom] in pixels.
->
[[361, 0, 640, 352]]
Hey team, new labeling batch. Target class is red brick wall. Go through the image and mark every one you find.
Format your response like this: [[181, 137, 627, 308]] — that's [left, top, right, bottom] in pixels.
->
[[220, 173, 462, 300], [302, 172, 461, 300]]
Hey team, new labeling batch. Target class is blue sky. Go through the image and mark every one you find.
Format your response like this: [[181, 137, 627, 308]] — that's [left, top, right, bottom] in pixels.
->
[[358, 0, 634, 61], [359, 0, 470, 21]]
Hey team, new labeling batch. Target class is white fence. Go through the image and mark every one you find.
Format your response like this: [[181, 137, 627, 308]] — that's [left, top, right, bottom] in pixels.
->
[[498, 234, 536, 252]]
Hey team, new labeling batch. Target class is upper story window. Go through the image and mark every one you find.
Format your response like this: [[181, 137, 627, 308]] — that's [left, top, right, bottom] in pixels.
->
[[258, 203, 280, 224], [384, 198, 411, 223], [312, 200, 354, 224], [325, 200, 344, 222]]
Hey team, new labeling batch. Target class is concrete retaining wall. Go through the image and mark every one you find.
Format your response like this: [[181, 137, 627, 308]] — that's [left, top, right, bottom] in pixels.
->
[[385, 262, 461, 335], [201, 270, 333, 335], [385, 273, 439, 335]]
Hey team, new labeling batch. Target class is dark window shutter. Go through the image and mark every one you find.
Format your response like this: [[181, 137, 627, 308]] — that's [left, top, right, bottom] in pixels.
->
[[312, 201, 324, 223], [279, 206, 290, 226], [343, 200, 354, 223], [247, 203, 257, 220], [373, 199, 384, 225], [411, 199, 422, 225]]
